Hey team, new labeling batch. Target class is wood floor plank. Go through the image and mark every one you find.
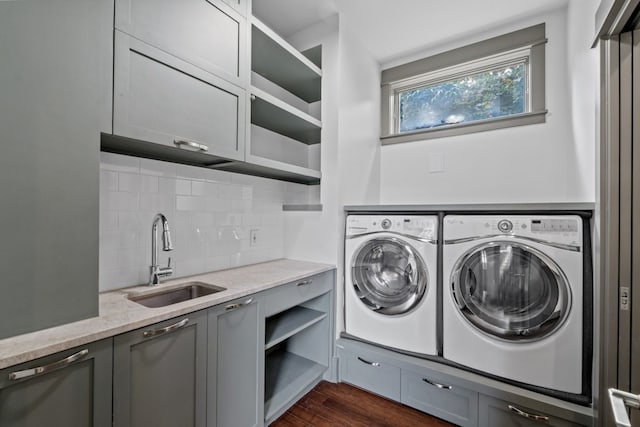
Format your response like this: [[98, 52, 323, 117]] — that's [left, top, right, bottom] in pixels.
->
[[270, 381, 454, 427]]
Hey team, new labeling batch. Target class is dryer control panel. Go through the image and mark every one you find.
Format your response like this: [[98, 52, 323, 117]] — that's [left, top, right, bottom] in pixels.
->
[[444, 215, 582, 246], [346, 215, 438, 240]]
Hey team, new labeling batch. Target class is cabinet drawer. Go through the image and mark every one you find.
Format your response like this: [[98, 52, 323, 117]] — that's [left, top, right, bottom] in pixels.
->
[[113, 31, 245, 161], [115, 0, 245, 84], [402, 369, 478, 427], [338, 348, 401, 401], [264, 271, 333, 317], [479, 394, 588, 427]]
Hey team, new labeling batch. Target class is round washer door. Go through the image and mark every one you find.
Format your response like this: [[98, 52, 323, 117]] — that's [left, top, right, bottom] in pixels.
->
[[351, 237, 428, 315], [451, 241, 571, 341]]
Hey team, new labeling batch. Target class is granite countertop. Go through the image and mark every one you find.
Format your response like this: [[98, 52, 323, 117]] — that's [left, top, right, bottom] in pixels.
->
[[0, 259, 335, 370]]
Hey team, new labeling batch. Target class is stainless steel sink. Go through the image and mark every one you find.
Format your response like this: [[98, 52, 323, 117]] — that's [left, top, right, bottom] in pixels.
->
[[128, 282, 226, 308]]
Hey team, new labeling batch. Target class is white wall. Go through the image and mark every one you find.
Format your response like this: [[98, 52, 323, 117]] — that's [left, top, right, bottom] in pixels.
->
[[283, 15, 381, 336], [99, 152, 311, 291], [379, 5, 597, 204]]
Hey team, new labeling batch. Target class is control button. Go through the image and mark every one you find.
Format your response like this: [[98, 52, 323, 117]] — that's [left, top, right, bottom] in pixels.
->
[[381, 218, 392, 229], [498, 220, 513, 232]]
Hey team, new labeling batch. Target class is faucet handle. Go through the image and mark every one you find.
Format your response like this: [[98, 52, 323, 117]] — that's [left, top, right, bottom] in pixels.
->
[[167, 257, 172, 268]]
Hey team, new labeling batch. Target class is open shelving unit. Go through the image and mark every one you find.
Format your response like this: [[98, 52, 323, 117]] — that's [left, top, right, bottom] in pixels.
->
[[263, 292, 331, 424], [238, 15, 323, 189]]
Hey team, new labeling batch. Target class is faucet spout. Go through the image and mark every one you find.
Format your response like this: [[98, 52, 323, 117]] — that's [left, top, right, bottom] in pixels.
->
[[149, 213, 174, 286]]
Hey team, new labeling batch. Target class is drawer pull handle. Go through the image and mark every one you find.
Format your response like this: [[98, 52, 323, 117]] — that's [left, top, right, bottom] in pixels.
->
[[9, 349, 89, 381], [357, 356, 380, 367], [422, 378, 452, 390], [297, 280, 313, 287], [174, 139, 209, 152], [143, 318, 189, 338], [225, 298, 253, 311], [508, 405, 550, 422]]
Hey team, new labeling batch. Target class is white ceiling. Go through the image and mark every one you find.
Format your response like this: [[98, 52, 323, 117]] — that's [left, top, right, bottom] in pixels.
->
[[252, 0, 570, 65]]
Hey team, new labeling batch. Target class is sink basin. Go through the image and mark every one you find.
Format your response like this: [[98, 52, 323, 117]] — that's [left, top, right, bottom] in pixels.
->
[[128, 282, 226, 308]]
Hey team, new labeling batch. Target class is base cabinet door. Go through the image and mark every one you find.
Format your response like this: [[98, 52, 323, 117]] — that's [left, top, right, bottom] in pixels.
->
[[208, 296, 264, 427], [113, 312, 207, 427], [338, 347, 401, 401], [479, 394, 587, 427], [0, 339, 113, 427], [402, 369, 478, 427]]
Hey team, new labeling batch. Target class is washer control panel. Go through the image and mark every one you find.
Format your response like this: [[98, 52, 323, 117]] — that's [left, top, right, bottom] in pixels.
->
[[346, 215, 438, 240], [497, 219, 513, 233]]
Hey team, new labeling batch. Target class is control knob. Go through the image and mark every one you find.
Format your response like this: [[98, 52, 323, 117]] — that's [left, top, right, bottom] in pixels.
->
[[381, 219, 392, 230]]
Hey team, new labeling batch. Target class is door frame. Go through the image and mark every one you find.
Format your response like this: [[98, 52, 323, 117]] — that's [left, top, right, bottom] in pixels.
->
[[596, 1, 640, 425]]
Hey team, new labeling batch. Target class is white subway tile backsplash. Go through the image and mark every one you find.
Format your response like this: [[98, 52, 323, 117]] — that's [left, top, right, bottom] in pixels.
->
[[176, 195, 207, 212], [140, 158, 177, 177], [140, 175, 159, 193], [118, 173, 141, 193], [101, 171, 118, 191], [100, 152, 140, 173], [99, 154, 291, 291]]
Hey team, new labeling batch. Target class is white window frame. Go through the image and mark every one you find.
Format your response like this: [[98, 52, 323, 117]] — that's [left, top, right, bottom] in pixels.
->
[[380, 24, 547, 145]]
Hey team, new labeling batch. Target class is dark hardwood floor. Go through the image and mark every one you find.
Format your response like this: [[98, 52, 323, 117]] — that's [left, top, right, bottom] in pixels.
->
[[270, 381, 454, 427]]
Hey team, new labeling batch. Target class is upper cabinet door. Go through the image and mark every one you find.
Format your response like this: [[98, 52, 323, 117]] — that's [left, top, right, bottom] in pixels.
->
[[115, 0, 246, 86], [113, 31, 246, 161]]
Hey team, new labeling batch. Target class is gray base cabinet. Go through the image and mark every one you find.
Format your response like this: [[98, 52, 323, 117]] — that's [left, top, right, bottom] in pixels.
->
[[338, 339, 593, 427], [402, 369, 478, 427], [339, 346, 401, 401], [263, 271, 335, 424], [113, 312, 207, 427], [478, 395, 585, 427], [208, 296, 264, 427], [0, 339, 113, 427]]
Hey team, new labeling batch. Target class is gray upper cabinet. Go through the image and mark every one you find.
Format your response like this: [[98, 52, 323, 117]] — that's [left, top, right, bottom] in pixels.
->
[[0, 0, 111, 339], [113, 312, 208, 427], [208, 296, 264, 427], [115, 0, 246, 86], [0, 339, 113, 427], [112, 31, 246, 162]]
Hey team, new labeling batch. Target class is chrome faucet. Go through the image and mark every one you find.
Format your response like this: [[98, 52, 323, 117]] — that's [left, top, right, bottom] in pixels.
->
[[149, 213, 174, 286]]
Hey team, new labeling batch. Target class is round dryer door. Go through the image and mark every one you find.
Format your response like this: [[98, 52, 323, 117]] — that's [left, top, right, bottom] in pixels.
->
[[351, 237, 428, 315], [451, 241, 571, 341]]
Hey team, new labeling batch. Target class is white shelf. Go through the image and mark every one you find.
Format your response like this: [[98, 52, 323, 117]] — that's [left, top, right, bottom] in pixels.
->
[[265, 307, 327, 350], [251, 16, 321, 103], [264, 349, 326, 422], [250, 87, 321, 145]]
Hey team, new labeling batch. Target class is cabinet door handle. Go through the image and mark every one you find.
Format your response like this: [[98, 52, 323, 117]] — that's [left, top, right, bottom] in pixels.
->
[[357, 356, 380, 367], [225, 298, 253, 311], [8, 349, 89, 381], [422, 378, 452, 390], [508, 405, 550, 422], [174, 139, 209, 152], [297, 280, 313, 287], [143, 318, 189, 338]]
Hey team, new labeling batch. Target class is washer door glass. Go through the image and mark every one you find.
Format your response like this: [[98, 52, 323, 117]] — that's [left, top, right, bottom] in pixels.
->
[[451, 242, 571, 341], [351, 237, 428, 315]]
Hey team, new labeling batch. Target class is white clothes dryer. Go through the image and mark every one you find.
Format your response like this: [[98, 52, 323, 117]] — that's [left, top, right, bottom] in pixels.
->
[[442, 215, 584, 394], [344, 215, 438, 356]]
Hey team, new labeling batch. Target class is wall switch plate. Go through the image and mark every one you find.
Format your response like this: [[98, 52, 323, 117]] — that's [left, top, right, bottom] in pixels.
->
[[250, 229, 259, 247]]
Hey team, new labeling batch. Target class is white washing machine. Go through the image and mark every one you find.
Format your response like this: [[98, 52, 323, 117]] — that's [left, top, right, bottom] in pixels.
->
[[344, 215, 438, 356], [442, 215, 584, 394]]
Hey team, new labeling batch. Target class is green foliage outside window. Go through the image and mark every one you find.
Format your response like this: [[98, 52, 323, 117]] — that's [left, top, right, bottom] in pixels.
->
[[398, 63, 526, 133]]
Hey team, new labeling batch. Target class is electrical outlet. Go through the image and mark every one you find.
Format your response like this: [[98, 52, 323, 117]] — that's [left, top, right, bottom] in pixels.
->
[[250, 229, 259, 247]]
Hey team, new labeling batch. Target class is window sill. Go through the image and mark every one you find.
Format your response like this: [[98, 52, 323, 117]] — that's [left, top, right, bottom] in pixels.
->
[[380, 110, 547, 146]]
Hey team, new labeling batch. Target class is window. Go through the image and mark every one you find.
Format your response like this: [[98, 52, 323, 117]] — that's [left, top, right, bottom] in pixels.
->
[[381, 24, 547, 145]]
